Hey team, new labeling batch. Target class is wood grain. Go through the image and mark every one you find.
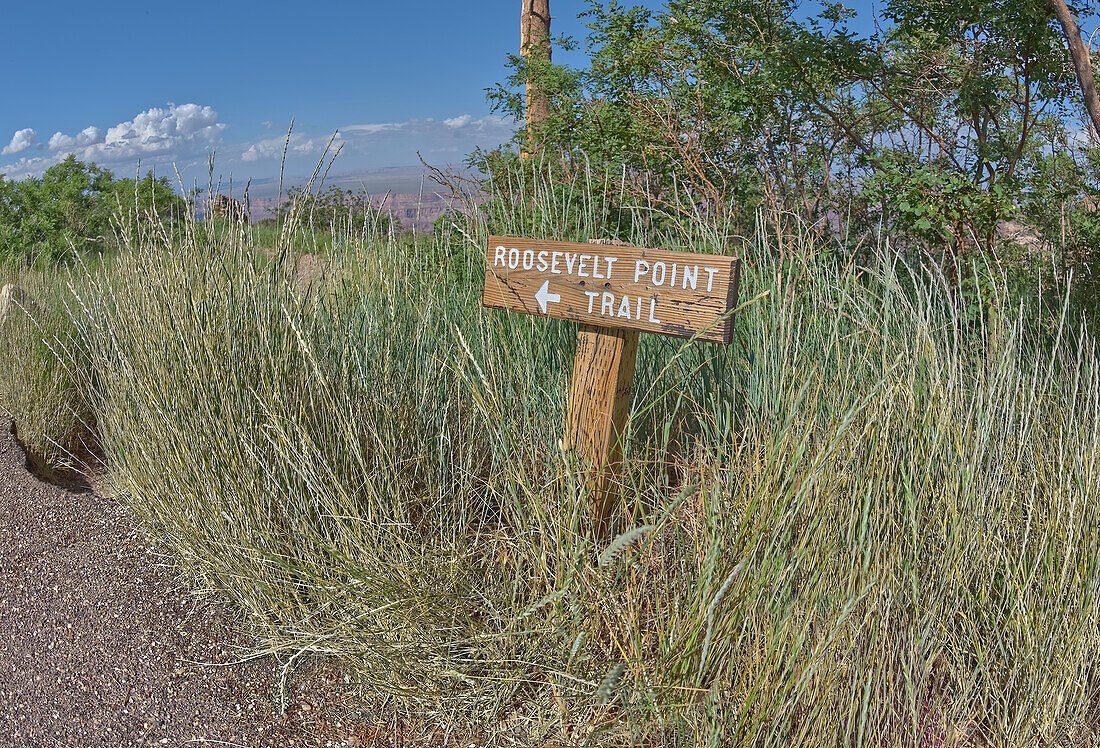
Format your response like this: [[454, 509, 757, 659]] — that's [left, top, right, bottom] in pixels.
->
[[483, 236, 740, 344], [564, 324, 639, 539]]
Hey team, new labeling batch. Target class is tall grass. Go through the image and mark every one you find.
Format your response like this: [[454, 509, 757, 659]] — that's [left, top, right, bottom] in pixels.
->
[[4, 164, 1100, 745], [0, 267, 97, 482]]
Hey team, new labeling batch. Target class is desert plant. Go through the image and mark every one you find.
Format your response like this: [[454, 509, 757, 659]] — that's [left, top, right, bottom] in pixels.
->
[[7, 161, 1099, 745]]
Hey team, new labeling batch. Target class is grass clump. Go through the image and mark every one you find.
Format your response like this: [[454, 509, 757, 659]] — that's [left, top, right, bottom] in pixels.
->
[[4, 165, 1100, 745], [0, 267, 97, 483]]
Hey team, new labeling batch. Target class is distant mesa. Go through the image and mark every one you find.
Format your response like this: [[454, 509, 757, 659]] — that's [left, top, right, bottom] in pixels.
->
[[245, 192, 476, 232], [229, 165, 486, 232]]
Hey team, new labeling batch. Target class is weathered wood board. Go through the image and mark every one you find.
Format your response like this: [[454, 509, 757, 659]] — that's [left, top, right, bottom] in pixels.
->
[[483, 236, 741, 344], [565, 324, 638, 539]]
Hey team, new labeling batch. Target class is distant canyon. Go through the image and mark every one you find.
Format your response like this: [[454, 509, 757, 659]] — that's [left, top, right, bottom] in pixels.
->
[[213, 164, 485, 231]]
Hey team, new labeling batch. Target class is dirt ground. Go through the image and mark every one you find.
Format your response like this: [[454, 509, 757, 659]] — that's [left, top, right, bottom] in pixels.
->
[[0, 420, 375, 747]]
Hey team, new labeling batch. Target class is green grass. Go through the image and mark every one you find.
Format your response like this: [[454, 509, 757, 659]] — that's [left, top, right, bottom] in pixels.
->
[[2, 167, 1099, 745]]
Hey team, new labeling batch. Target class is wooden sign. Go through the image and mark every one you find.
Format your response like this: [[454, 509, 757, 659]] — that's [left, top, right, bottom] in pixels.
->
[[482, 236, 741, 540], [483, 236, 741, 344]]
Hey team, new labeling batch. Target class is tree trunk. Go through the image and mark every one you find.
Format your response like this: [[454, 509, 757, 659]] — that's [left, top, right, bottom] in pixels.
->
[[521, 0, 551, 155], [1050, 0, 1100, 141]]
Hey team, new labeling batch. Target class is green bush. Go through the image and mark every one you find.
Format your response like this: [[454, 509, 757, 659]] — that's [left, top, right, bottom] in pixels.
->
[[0, 155, 186, 267], [274, 184, 392, 239]]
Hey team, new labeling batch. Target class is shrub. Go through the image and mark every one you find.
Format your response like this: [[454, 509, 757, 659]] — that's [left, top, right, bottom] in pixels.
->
[[0, 155, 186, 267], [274, 185, 392, 239]]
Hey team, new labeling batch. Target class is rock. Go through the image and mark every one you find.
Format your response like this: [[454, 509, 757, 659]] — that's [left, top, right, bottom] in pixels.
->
[[0, 285, 12, 325], [210, 194, 250, 224], [0, 284, 29, 326], [0, 284, 44, 326], [295, 254, 327, 295], [996, 219, 1045, 254]]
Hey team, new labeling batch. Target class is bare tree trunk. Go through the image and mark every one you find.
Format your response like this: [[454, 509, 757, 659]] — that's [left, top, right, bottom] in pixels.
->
[[521, 0, 551, 155], [1050, 0, 1100, 141]]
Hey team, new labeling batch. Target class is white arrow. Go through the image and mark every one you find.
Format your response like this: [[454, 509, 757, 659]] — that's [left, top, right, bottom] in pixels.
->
[[535, 279, 560, 314]]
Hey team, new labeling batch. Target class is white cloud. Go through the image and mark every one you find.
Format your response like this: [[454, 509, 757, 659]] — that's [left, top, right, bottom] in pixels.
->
[[2, 128, 36, 156], [340, 115, 516, 142], [444, 114, 473, 128], [240, 132, 343, 163], [0, 104, 226, 178], [341, 122, 402, 135], [1067, 123, 1094, 150], [443, 114, 512, 133], [0, 154, 49, 178], [101, 103, 224, 155], [309, 114, 517, 168], [2, 109, 519, 180], [48, 126, 105, 151]]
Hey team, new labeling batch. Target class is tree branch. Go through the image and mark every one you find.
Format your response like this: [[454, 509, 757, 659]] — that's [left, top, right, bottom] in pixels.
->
[[1049, 0, 1100, 141]]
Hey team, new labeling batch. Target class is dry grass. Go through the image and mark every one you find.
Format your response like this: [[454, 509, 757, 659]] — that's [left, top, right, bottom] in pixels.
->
[[1, 165, 1098, 745]]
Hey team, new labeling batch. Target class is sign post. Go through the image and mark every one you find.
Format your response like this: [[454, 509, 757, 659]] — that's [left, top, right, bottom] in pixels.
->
[[483, 236, 740, 538]]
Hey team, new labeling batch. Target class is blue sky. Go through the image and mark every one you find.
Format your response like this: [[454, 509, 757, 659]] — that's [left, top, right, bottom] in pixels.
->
[[0, 0, 878, 188]]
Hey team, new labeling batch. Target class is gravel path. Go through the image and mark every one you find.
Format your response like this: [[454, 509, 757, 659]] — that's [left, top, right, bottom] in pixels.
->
[[0, 421, 367, 747]]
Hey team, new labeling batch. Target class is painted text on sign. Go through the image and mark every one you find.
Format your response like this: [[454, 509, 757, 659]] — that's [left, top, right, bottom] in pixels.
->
[[482, 236, 740, 343]]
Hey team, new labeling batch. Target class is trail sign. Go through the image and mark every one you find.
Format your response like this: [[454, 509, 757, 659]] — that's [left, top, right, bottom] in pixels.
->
[[483, 236, 740, 343], [482, 235, 741, 539]]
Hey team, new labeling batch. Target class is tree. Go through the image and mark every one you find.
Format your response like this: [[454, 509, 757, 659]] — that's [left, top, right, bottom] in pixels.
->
[[846, 0, 1084, 278], [274, 185, 392, 237], [0, 156, 186, 266], [489, 0, 1099, 263], [490, 0, 879, 230], [521, 0, 553, 153]]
